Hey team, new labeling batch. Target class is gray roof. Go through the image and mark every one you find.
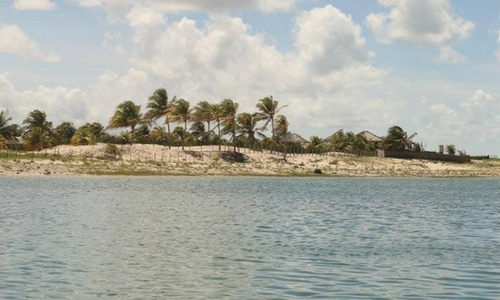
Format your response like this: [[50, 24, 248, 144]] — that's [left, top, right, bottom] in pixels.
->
[[281, 132, 308, 144], [324, 129, 344, 143], [357, 130, 383, 142]]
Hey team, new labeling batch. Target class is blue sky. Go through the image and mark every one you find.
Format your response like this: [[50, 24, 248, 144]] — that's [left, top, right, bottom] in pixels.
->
[[1, 0, 500, 155]]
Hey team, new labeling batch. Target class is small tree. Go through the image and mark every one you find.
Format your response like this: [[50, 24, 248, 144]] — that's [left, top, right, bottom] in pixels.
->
[[446, 144, 456, 156]]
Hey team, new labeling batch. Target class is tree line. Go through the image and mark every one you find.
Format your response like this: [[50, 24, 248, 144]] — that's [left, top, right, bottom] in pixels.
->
[[0, 88, 443, 154], [0, 89, 289, 151]]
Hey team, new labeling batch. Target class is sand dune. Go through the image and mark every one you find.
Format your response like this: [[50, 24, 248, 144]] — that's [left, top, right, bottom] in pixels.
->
[[1, 143, 499, 177]]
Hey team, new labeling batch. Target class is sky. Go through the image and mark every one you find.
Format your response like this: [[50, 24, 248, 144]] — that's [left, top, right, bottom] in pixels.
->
[[1, 0, 500, 155]]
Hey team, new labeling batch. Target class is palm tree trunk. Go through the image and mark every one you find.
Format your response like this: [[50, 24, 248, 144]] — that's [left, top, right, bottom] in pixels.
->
[[166, 117, 171, 149], [217, 121, 221, 152], [130, 125, 135, 145]]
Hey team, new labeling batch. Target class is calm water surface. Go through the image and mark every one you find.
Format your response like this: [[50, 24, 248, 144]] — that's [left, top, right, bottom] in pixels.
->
[[1, 177, 499, 299]]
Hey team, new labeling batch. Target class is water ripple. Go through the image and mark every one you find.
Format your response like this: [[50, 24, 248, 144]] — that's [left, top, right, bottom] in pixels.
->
[[1, 177, 499, 298]]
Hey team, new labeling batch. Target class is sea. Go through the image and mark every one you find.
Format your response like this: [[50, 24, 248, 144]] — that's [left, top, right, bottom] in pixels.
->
[[1, 176, 499, 299]]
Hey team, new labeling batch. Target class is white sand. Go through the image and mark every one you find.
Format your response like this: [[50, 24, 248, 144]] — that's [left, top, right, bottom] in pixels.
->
[[1, 143, 499, 177]]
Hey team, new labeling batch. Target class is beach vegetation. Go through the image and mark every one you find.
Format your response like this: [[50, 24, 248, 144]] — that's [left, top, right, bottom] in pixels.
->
[[108, 100, 143, 144]]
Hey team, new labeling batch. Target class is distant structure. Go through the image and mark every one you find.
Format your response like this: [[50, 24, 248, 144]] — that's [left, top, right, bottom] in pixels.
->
[[324, 129, 384, 148]]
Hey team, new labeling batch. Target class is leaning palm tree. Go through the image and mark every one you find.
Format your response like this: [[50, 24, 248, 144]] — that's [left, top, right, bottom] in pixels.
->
[[23, 110, 52, 132], [211, 103, 225, 151], [108, 100, 143, 144], [23, 127, 53, 151], [192, 101, 214, 144], [145, 88, 174, 148], [384, 125, 417, 151], [221, 99, 239, 151], [236, 112, 264, 146], [170, 99, 192, 150], [255, 95, 287, 140], [274, 115, 289, 139], [71, 123, 98, 146], [0, 110, 15, 143]]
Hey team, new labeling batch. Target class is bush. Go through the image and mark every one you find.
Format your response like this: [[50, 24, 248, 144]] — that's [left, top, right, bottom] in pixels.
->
[[103, 144, 123, 160]]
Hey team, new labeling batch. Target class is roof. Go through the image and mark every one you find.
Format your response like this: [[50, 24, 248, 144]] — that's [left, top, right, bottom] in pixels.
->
[[357, 130, 383, 143], [323, 129, 344, 143], [281, 132, 308, 144]]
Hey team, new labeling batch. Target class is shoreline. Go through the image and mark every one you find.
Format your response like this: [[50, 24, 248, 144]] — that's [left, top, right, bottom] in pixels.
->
[[1, 143, 500, 177]]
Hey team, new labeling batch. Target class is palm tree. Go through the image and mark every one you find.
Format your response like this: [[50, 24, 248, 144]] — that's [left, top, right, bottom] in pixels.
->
[[149, 126, 169, 145], [55, 122, 76, 145], [192, 101, 214, 144], [23, 110, 53, 134], [384, 126, 417, 151], [108, 100, 143, 144], [221, 99, 239, 151], [0, 110, 15, 145], [211, 103, 225, 151], [256, 95, 287, 140], [23, 127, 53, 151], [306, 135, 324, 154], [70, 122, 105, 146], [145, 88, 174, 148], [23, 110, 54, 150], [237, 112, 263, 146], [274, 115, 289, 139], [170, 99, 192, 150]]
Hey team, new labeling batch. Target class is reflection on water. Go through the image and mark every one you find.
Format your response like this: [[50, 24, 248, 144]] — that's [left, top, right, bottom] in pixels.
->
[[1, 177, 500, 298]]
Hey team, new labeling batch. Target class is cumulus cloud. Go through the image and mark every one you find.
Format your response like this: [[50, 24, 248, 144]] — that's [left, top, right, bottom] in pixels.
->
[[292, 5, 369, 74], [12, 0, 56, 10], [0, 25, 60, 62], [125, 5, 390, 135], [366, 0, 474, 62], [0, 74, 88, 125], [0, 69, 155, 127]]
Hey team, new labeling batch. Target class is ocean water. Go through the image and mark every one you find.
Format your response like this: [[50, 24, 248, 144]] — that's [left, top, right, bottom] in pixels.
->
[[1, 176, 499, 299]]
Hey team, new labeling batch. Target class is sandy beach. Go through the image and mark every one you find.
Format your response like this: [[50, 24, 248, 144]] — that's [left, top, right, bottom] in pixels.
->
[[1, 143, 499, 177]]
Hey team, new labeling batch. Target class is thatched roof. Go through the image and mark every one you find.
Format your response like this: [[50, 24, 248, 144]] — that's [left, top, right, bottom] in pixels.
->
[[324, 129, 343, 143], [357, 130, 383, 143], [281, 132, 308, 144]]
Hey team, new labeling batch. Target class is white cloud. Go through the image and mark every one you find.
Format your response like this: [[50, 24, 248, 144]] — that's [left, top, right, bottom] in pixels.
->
[[126, 5, 165, 28], [0, 25, 61, 62], [496, 30, 500, 62], [366, 0, 474, 63], [292, 5, 369, 74], [71, 0, 295, 14], [12, 0, 56, 10]]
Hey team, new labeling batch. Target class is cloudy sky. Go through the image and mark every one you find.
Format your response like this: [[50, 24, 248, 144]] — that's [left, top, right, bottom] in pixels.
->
[[1, 0, 500, 155]]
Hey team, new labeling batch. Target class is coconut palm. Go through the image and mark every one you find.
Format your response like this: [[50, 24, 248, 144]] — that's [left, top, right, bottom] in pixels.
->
[[23, 110, 53, 136], [256, 96, 287, 140], [211, 103, 225, 151], [384, 126, 417, 151], [145, 88, 174, 148], [221, 99, 239, 151], [0, 110, 15, 145], [306, 135, 324, 153], [55, 122, 76, 145], [192, 101, 214, 144], [149, 126, 169, 145], [108, 100, 143, 144], [70, 122, 105, 146], [22, 110, 54, 150], [170, 99, 192, 150], [236, 112, 264, 146], [23, 127, 53, 151], [274, 115, 289, 139], [190, 121, 205, 141]]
